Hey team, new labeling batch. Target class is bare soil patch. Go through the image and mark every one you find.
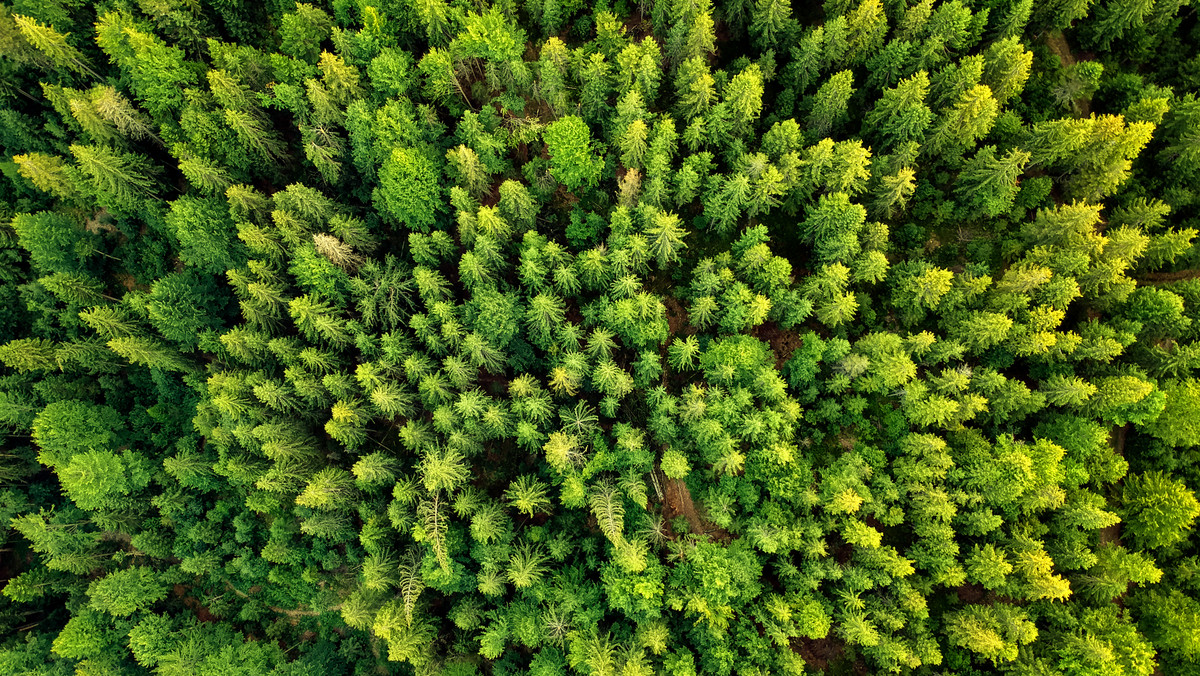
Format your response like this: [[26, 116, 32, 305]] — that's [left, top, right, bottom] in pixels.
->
[[660, 476, 732, 541], [792, 635, 847, 672], [753, 321, 802, 368]]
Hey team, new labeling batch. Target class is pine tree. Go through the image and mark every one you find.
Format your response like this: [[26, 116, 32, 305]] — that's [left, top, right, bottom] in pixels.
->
[[446, 145, 490, 197], [801, 192, 866, 264], [179, 157, 233, 195], [70, 144, 155, 211], [224, 109, 287, 162], [645, 210, 688, 268], [297, 468, 357, 510], [675, 57, 716, 120], [13, 153, 78, 199], [864, 72, 933, 150], [90, 86, 154, 140], [926, 84, 998, 158], [955, 146, 1031, 217], [1121, 471, 1200, 549], [805, 70, 854, 139], [543, 116, 604, 191], [12, 14, 97, 76], [87, 567, 167, 617], [870, 166, 916, 218], [0, 338, 58, 373], [943, 605, 1037, 665], [280, 2, 333, 62], [982, 37, 1032, 104], [107, 337, 193, 372], [750, 0, 793, 49], [724, 64, 763, 131], [844, 0, 887, 66]]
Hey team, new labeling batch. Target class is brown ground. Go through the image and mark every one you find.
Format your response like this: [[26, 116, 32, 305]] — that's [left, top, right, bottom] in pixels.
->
[[174, 584, 221, 623], [1043, 31, 1096, 116], [752, 321, 803, 369], [663, 295, 692, 338], [84, 209, 118, 236], [1142, 269, 1200, 284], [1102, 424, 1128, 547], [956, 582, 987, 604], [791, 635, 847, 672], [113, 272, 146, 292], [1044, 30, 1077, 68], [660, 476, 732, 541]]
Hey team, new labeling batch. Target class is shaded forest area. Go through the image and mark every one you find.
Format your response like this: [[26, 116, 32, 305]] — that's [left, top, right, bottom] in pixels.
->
[[1, 0, 1200, 674]]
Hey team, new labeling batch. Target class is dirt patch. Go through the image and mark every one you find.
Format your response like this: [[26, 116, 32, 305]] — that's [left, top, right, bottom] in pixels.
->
[[1044, 30, 1077, 69], [1111, 424, 1128, 457], [663, 295, 692, 338], [1142, 269, 1200, 284], [174, 584, 220, 623], [1101, 424, 1128, 547], [832, 540, 853, 565], [792, 635, 846, 672], [479, 180, 502, 208], [660, 476, 732, 541], [113, 272, 148, 293], [752, 321, 802, 369], [956, 583, 986, 604], [1043, 30, 1095, 115], [623, 16, 656, 42], [85, 209, 119, 236], [1099, 522, 1123, 547]]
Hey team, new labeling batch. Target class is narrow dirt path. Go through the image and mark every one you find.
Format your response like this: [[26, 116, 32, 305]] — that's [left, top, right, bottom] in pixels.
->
[[660, 476, 733, 541]]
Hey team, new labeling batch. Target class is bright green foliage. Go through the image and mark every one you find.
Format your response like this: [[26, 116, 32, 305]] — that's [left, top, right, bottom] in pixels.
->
[[807, 70, 855, 139], [31, 401, 125, 469], [0, 338, 58, 373], [165, 196, 246, 274], [87, 567, 166, 617], [543, 116, 604, 192], [375, 147, 445, 232], [1122, 472, 1200, 550], [800, 192, 866, 264], [279, 3, 332, 63], [750, 0, 793, 49], [944, 604, 1037, 665], [1145, 379, 1200, 447], [727, 65, 765, 130], [12, 14, 95, 76], [14, 152, 78, 199], [69, 144, 156, 212], [11, 212, 98, 275], [927, 84, 998, 156], [955, 146, 1031, 217], [675, 57, 716, 120], [865, 72, 932, 150], [0, 3, 1198, 675], [58, 449, 148, 510], [147, 271, 225, 346]]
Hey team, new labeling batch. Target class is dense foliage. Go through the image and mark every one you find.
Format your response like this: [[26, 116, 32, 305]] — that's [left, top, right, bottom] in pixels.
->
[[1, 0, 1199, 674]]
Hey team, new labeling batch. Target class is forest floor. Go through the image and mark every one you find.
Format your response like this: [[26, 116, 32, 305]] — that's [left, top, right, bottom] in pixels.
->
[[753, 321, 805, 369], [660, 477, 732, 541], [1044, 30, 1077, 69], [1043, 30, 1094, 116], [1101, 425, 1129, 547], [792, 634, 854, 674], [1142, 269, 1200, 284]]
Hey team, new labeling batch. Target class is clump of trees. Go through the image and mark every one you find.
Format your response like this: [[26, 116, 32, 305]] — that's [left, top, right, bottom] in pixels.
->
[[1, 0, 1199, 674]]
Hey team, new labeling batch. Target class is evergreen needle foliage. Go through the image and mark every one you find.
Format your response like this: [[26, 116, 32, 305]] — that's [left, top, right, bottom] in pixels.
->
[[0, 1, 1199, 674]]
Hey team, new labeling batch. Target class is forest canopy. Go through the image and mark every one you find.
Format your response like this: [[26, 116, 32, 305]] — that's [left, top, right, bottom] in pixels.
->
[[1, 0, 1200, 675]]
